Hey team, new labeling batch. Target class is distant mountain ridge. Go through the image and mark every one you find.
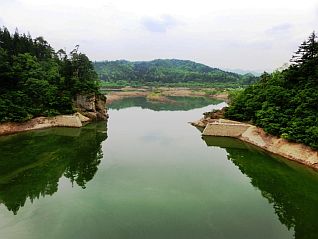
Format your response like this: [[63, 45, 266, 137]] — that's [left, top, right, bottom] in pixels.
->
[[93, 59, 258, 86], [221, 68, 263, 77]]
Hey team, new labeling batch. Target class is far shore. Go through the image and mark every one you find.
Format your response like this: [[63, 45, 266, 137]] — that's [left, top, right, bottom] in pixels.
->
[[104, 86, 229, 104]]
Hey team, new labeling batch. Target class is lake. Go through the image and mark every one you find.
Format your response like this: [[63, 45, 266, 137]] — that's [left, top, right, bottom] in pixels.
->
[[0, 96, 317, 239]]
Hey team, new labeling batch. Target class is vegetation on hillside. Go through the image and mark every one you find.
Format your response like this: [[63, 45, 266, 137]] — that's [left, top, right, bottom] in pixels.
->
[[225, 32, 318, 149], [94, 59, 258, 87], [0, 27, 100, 122]]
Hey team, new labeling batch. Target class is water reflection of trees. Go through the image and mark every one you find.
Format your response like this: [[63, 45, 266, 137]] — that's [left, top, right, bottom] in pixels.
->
[[203, 136, 318, 239], [0, 122, 107, 214]]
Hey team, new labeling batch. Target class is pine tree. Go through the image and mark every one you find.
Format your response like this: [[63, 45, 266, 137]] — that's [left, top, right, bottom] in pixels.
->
[[291, 31, 318, 66]]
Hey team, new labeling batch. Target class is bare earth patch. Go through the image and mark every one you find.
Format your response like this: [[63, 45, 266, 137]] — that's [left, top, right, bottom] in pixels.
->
[[106, 91, 148, 104], [105, 87, 228, 104]]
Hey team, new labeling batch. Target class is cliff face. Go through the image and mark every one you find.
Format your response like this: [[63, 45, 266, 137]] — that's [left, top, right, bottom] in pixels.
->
[[74, 94, 108, 121]]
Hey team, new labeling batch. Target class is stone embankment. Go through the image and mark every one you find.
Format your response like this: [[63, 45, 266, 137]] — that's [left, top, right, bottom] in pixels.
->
[[192, 118, 318, 169]]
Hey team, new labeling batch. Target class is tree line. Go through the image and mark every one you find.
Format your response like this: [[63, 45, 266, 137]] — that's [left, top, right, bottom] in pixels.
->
[[94, 59, 258, 86], [0, 27, 100, 122], [225, 32, 318, 149]]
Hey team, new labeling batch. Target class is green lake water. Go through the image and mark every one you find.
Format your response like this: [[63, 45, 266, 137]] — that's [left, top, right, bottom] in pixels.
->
[[0, 96, 318, 239]]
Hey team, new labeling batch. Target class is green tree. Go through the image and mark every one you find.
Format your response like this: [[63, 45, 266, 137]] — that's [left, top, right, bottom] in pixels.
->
[[225, 31, 318, 149], [0, 27, 102, 122]]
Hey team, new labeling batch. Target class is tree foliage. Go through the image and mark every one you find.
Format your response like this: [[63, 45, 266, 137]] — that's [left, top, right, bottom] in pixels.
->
[[0, 27, 100, 122], [94, 59, 258, 86], [225, 31, 318, 149]]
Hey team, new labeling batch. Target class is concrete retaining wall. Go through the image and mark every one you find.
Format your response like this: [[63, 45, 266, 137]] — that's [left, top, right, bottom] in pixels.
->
[[200, 119, 318, 169], [202, 123, 250, 137]]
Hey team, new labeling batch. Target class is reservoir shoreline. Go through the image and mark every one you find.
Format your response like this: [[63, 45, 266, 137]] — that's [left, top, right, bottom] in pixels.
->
[[192, 118, 318, 170], [0, 93, 108, 136], [105, 87, 228, 104], [0, 112, 94, 136]]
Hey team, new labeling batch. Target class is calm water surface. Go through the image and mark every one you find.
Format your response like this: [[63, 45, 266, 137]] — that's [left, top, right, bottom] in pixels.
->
[[0, 97, 318, 239]]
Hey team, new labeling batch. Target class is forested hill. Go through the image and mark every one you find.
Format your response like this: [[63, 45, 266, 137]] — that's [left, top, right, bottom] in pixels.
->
[[0, 27, 100, 122], [93, 59, 258, 86], [225, 32, 318, 149]]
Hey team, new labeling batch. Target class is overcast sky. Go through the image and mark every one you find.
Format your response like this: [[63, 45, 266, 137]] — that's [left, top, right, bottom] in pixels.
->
[[1, 0, 317, 71]]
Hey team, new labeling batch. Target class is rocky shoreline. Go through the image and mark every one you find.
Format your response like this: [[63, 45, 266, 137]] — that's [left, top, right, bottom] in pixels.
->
[[0, 113, 86, 136], [192, 118, 318, 170], [0, 93, 108, 136]]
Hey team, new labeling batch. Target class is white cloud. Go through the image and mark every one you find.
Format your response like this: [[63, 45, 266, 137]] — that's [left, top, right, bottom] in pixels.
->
[[141, 15, 179, 33], [266, 24, 292, 36]]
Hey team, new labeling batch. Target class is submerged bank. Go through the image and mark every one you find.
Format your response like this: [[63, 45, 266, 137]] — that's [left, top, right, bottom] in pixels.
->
[[192, 118, 318, 170]]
